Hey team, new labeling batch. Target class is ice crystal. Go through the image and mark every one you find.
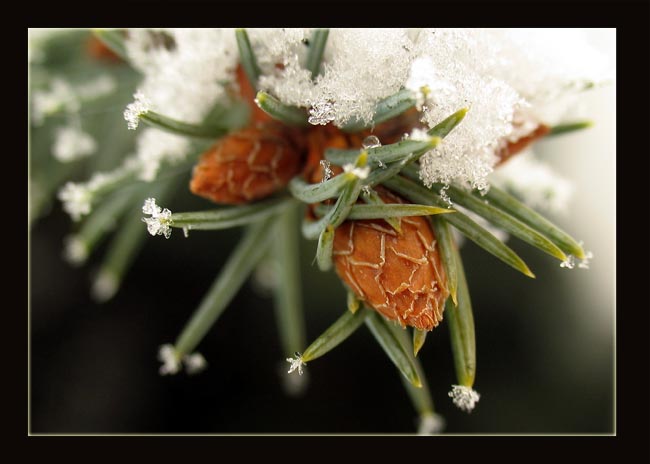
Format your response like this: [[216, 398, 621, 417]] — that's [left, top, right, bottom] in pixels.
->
[[142, 198, 173, 239], [31, 78, 79, 125], [578, 250, 594, 269], [91, 270, 118, 303], [308, 100, 336, 126], [261, 29, 414, 127], [32, 74, 117, 126], [157, 344, 206, 376], [52, 125, 97, 162], [281, 364, 309, 396], [418, 412, 445, 435], [561, 250, 593, 270], [124, 91, 151, 130], [63, 235, 88, 265], [117, 28, 608, 193], [58, 182, 92, 222], [135, 128, 190, 181], [560, 255, 576, 269], [490, 150, 573, 215], [343, 163, 370, 180], [183, 353, 207, 375], [247, 28, 310, 72], [286, 352, 306, 375], [319, 159, 333, 182], [76, 74, 117, 100], [257, 28, 607, 192], [124, 29, 238, 125], [158, 344, 181, 376], [448, 385, 481, 413], [408, 128, 431, 142]]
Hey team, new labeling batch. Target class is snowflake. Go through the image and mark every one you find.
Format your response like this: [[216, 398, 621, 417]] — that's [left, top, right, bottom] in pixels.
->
[[286, 352, 306, 375], [448, 385, 481, 413], [142, 198, 173, 239], [124, 91, 151, 130]]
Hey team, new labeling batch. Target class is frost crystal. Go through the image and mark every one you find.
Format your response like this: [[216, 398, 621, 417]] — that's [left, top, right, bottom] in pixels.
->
[[63, 235, 88, 266], [560, 255, 576, 269], [183, 353, 207, 375], [31, 78, 79, 125], [448, 385, 481, 413], [58, 182, 92, 221], [561, 250, 593, 270], [52, 125, 97, 162], [76, 75, 117, 100], [32, 74, 118, 126], [489, 150, 573, 214], [158, 344, 181, 376], [578, 250, 594, 269], [157, 344, 207, 376], [418, 412, 445, 435], [408, 128, 431, 142], [124, 29, 238, 125], [281, 363, 309, 396], [117, 28, 607, 193], [142, 198, 173, 239], [135, 128, 190, 181], [343, 163, 370, 180], [124, 91, 151, 130], [286, 352, 306, 375], [308, 100, 337, 126], [261, 29, 414, 127], [319, 159, 333, 182], [91, 270, 119, 303]]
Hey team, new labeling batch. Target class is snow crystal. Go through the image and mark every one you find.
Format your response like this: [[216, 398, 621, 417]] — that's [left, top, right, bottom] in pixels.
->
[[158, 344, 181, 375], [408, 128, 431, 142], [489, 149, 574, 215], [183, 353, 207, 375], [418, 412, 445, 435], [578, 250, 594, 269], [124, 29, 239, 125], [91, 270, 119, 303], [286, 352, 306, 375], [71, 28, 607, 211], [31, 78, 79, 125], [63, 235, 88, 265], [254, 28, 608, 192], [124, 91, 151, 130], [135, 128, 190, 181], [52, 125, 97, 162], [76, 74, 117, 100], [58, 182, 93, 221], [343, 163, 370, 180], [319, 159, 333, 182], [414, 29, 522, 192], [141, 197, 173, 239], [448, 385, 481, 412], [32, 74, 118, 126], [260, 29, 414, 127]]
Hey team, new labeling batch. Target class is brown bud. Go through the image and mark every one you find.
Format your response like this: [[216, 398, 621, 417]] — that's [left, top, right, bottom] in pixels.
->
[[190, 123, 304, 204], [86, 34, 122, 63], [497, 123, 550, 166], [332, 189, 449, 331]]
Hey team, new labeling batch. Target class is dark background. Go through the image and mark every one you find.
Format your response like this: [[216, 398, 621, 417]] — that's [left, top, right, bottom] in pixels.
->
[[30, 202, 614, 434]]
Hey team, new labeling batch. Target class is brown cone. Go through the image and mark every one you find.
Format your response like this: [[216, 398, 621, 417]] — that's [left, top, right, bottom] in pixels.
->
[[333, 189, 449, 331], [190, 123, 304, 204]]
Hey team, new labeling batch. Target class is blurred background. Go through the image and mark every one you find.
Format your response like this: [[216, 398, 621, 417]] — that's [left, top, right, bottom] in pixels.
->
[[29, 29, 615, 434]]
